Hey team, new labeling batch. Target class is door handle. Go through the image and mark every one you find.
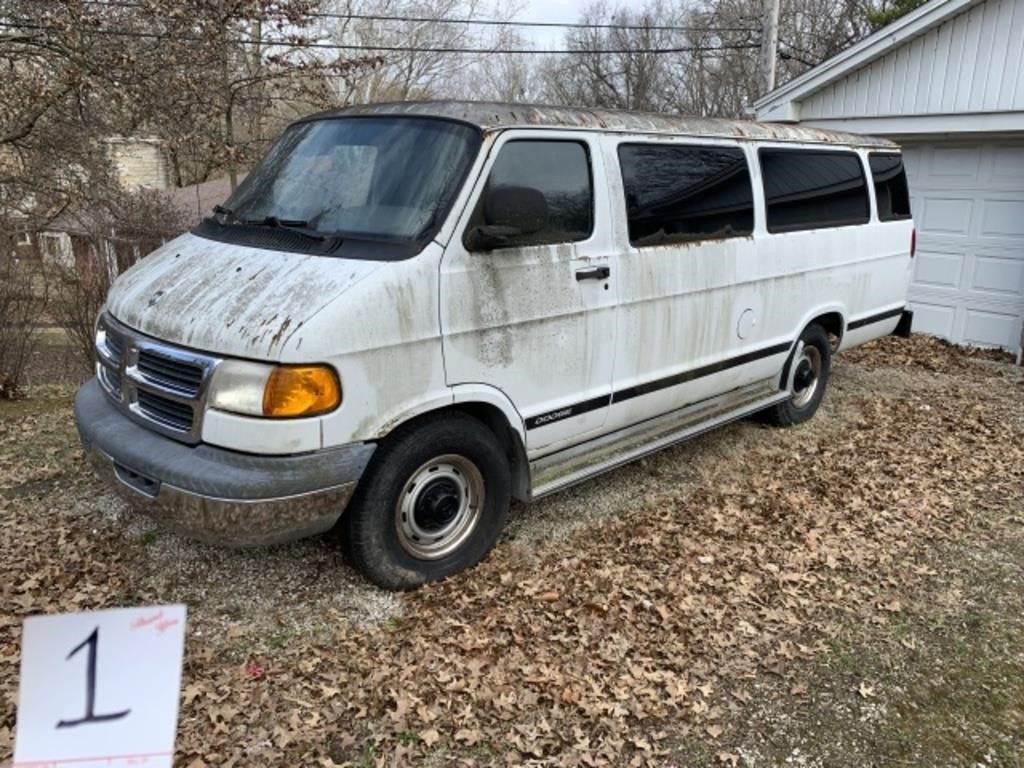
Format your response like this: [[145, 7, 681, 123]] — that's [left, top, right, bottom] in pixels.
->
[[575, 266, 610, 281]]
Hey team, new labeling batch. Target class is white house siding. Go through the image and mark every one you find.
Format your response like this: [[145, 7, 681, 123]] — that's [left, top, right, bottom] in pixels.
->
[[106, 139, 170, 191], [800, 0, 1024, 121], [901, 141, 1024, 348], [754, 0, 1024, 351]]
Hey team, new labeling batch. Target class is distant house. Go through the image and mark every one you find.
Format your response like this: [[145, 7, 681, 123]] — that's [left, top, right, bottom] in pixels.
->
[[37, 138, 180, 275], [104, 137, 170, 191], [754, 0, 1024, 354]]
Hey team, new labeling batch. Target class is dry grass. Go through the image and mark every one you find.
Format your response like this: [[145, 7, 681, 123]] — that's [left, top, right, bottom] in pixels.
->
[[1, 335, 1022, 766]]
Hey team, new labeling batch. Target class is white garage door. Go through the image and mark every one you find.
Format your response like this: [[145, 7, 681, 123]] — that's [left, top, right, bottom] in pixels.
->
[[901, 141, 1024, 351]]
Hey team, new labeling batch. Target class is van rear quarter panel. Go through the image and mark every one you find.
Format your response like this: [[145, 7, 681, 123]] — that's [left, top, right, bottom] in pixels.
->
[[750, 222, 913, 346], [746, 145, 914, 351], [602, 138, 912, 431]]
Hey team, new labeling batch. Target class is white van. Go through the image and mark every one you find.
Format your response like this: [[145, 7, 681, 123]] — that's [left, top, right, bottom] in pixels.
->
[[75, 101, 915, 589]]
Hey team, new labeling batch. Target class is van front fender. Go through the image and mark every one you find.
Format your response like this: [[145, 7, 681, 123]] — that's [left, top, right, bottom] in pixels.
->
[[450, 383, 526, 446]]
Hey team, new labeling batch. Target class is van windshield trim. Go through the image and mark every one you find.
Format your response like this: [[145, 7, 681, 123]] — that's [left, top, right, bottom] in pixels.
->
[[193, 116, 483, 261]]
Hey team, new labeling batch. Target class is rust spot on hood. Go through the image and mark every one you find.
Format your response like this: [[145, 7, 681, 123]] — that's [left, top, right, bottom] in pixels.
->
[[269, 317, 292, 349]]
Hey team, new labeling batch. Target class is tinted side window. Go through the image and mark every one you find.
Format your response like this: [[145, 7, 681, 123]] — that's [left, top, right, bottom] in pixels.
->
[[869, 153, 912, 221], [759, 149, 870, 232], [618, 144, 753, 246], [474, 140, 592, 248]]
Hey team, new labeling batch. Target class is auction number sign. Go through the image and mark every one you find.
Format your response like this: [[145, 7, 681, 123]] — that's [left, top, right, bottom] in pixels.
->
[[14, 605, 187, 768]]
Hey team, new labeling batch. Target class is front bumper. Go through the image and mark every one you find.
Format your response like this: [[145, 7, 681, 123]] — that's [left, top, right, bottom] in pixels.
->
[[74, 378, 376, 546]]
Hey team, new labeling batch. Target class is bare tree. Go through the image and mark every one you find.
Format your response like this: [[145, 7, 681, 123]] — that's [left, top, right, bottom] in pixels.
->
[[673, 0, 762, 117], [137, 0, 382, 190], [0, 0, 383, 222], [537, 0, 881, 118], [540, 1, 686, 112], [321, 0, 476, 102], [318, 0, 531, 103], [460, 27, 542, 102]]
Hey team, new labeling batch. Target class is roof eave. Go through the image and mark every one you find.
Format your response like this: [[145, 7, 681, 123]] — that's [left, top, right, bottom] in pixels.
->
[[752, 0, 987, 114]]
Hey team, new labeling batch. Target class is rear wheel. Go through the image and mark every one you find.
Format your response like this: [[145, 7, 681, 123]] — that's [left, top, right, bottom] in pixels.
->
[[761, 324, 832, 427], [340, 413, 511, 590]]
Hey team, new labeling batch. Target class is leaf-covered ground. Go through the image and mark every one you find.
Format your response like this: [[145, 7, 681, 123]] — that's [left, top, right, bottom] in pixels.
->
[[2, 336, 1022, 767]]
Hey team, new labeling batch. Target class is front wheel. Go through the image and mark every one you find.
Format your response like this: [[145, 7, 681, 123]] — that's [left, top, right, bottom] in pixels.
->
[[339, 413, 511, 590], [761, 324, 832, 427]]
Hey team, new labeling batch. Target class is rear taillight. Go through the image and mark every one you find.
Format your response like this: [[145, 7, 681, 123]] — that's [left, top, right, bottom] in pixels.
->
[[910, 227, 916, 258]]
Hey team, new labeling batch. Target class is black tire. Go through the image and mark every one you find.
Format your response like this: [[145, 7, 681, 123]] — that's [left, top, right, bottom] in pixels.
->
[[760, 324, 832, 427], [339, 412, 511, 590]]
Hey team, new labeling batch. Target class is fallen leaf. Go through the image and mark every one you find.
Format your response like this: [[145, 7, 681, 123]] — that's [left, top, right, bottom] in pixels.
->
[[419, 728, 441, 747]]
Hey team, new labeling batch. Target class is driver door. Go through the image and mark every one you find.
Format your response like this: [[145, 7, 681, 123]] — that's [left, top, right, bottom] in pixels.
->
[[440, 131, 618, 453]]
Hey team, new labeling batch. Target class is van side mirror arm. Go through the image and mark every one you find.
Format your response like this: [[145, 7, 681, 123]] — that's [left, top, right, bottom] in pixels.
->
[[465, 225, 522, 252]]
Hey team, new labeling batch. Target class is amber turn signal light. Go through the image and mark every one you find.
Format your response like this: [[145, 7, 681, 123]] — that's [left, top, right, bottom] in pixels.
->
[[262, 365, 341, 418]]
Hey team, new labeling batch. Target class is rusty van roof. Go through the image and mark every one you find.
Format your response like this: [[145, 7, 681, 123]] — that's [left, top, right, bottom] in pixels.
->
[[300, 100, 897, 148]]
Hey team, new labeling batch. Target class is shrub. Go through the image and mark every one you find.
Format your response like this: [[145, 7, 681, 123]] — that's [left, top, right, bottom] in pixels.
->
[[0, 249, 48, 398], [48, 188, 188, 375], [48, 246, 114, 377]]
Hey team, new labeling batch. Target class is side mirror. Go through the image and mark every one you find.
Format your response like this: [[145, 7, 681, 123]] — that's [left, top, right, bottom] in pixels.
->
[[465, 185, 548, 252]]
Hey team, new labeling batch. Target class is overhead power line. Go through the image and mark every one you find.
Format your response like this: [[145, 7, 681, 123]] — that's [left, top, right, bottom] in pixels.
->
[[311, 10, 756, 33], [79, 0, 758, 33], [239, 39, 758, 55], [0, 20, 759, 55]]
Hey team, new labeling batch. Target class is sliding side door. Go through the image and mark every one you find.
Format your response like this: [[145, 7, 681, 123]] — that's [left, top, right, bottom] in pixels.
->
[[603, 137, 783, 432]]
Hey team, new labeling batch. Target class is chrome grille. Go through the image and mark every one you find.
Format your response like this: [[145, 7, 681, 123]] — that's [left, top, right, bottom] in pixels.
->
[[136, 390, 195, 432], [105, 333, 124, 365], [137, 349, 203, 396], [98, 365, 122, 397], [95, 314, 219, 443]]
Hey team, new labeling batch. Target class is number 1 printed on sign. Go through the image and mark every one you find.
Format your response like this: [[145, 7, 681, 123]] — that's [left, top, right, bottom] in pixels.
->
[[56, 626, 131, 729], [15, 605, 186, 768]]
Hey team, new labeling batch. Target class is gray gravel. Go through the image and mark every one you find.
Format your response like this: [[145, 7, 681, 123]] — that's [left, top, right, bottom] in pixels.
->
[[79, 493, 403, 640]]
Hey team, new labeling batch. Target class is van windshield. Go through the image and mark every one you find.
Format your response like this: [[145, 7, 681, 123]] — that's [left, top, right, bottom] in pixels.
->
[[217, 117, 480, 245]]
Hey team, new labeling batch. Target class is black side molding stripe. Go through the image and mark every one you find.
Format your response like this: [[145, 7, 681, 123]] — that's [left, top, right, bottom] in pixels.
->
[[524, 393, 611, 430], [847, 306, 905, 331], [611, 341, 791, 404], [524, 340, 792, 430], [530, 382, 756, 462]]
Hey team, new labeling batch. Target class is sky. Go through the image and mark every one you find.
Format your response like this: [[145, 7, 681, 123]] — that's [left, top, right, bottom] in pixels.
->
[[515, 0, 595, 49]]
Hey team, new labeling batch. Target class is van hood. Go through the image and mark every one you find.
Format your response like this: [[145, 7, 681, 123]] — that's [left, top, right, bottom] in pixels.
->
[[106, 232, 384, 360]]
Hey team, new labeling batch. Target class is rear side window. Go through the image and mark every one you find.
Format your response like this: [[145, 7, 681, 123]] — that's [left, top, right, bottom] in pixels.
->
[[618, 144, 753, 246], [476, 140, 593, 248], [869, 153, 912, 221], [759, 149, 870, 232]]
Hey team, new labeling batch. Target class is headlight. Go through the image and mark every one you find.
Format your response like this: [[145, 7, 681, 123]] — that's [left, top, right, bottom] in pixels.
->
[[208, 361, 341, 418]]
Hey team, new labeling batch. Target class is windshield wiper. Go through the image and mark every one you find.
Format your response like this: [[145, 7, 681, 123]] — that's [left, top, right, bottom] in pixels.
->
[[245, 215, 336, 244], [209, 204, 238, 224]]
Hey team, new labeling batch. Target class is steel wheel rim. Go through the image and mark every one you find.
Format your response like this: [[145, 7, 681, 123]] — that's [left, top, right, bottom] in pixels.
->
[[792, 345, 822, 408], [395, 454, 484, 560]]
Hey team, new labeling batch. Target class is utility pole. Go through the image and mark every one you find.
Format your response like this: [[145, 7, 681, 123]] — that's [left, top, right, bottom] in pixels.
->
[[759, 0, 781, 96]]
